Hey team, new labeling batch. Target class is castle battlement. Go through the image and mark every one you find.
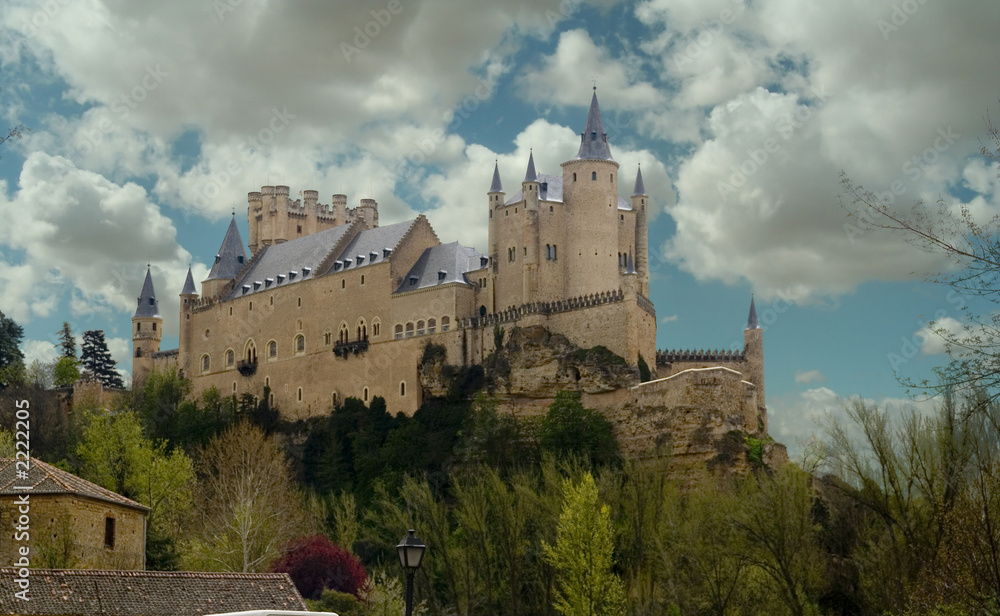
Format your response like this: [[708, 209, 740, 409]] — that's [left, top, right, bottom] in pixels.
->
[[656, 348, 746, 364]]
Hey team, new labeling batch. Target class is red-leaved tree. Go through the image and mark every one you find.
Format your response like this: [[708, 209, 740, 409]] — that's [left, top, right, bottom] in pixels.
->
[[270, 535, 367, 600]]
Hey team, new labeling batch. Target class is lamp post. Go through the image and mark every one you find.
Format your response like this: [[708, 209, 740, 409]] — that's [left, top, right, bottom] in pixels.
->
[[396, 529, 426, 616]]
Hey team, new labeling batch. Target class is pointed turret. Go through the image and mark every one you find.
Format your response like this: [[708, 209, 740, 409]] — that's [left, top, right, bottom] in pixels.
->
[[489, 161, 504, 193], [134, 267, 160, 318], [746, 296, 761, 330], [632, 165, 647, 196], [624, 252, 636, 274], [203, 216, 248, 297], [524, 151, 538, 182], [180, 267, 197, 296], [575, 88, 614, 161]]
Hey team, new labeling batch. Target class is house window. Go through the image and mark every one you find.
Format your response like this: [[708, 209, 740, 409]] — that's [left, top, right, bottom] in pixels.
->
[[201, 355, 210, 373], [226, 349, 235, 367], [395, 324, 403, 340], [295, 335, 305, 353], [104, 517, 115, 548], [441, 316, 450, 332], [268, 340, 277, 358], [249, 301, 253, 311]]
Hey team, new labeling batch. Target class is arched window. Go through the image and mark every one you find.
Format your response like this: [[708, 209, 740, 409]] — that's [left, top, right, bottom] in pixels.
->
[[405, 322, 414, 338], [416, 320, 425, 336], [245, 340, 257, 364], [201, 354, 210, 373], [135, 348, 142, 358], [372, 319, 381, 337], [441, 316, 450, 332], [591, 171, 597, 180], [324, 331, 332, 345], [394, 324, 403, 340], [339, 323, 349, 344], [226, 349, 235, 367], [295, 335, 305, 353], [268, 340, 277, 358], [428, 318, 436, 334], [357, 319, 367, 341]]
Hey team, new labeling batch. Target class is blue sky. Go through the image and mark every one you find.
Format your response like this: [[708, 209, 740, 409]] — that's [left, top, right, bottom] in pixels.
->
[[1, 0, 998, 454]]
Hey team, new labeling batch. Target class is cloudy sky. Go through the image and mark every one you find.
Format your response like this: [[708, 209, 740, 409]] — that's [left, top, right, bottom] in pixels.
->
[[1, 0, 997, 454]]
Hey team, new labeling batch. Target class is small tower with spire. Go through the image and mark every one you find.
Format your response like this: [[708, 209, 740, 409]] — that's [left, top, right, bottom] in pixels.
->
[[743, 296, 766, 429], [132, 266, 163, 387], [203, 216, 248, 298], [632, 165, 650, 296], [178, 267, 198, 377]]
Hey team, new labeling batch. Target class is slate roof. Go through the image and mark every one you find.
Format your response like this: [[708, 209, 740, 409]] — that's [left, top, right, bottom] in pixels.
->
[[523, 151, 538, 182], [0, 569, 306, 616], [227, 223, 353, 299], [746, 297, 761, 330], [505, 173, 563, 205], [489, 162, 503, 193], [0, 458, 148, 512], [325, 218, 417, 275], [205, 217, 248, 282], [133, 268, 159, 318], [180, 268, 197, 295], [395, 242, 486, 293], [632, 165, 646, 196], [575, 89, 615, 161]]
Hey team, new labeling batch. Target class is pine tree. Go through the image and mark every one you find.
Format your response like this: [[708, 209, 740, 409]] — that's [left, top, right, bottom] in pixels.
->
[[80, 330, 124, 389], [57, 322, 76, 358], [0, 309, 25, 387]]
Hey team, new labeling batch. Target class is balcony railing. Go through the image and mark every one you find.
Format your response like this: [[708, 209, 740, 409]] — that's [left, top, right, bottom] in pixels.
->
[[333, 339, 369, 358], [236, 359, 258, 376]]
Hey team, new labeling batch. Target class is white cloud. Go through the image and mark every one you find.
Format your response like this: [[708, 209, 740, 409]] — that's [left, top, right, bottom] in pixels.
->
[[660, 314, 679, 324], [794, 369, 825, 385], [21, 338, 58, 366]]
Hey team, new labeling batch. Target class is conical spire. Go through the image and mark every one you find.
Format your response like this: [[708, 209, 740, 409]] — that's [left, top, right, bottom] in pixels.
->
[[625, 252, 636, 274], [523, 151, 538, 182], [632, 165, 647, 196], [134, 267, 160, 318], [575, 88, 614, 161], [180, 267, 197, 295], [489, 161, 503, 193], [746, 296, 761, 330], [205, 216, 248, 281]]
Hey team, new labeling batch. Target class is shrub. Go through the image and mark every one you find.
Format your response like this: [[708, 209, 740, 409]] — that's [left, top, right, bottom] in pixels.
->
[[271, 535, 367, 600]]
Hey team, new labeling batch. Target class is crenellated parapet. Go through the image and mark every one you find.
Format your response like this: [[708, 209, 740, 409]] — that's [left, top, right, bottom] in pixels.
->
[[460, 289, 626, 329], [656, 348, 745, 364]]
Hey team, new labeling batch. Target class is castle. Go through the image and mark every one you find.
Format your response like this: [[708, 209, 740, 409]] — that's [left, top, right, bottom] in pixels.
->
[[132, 91, 767, 448]]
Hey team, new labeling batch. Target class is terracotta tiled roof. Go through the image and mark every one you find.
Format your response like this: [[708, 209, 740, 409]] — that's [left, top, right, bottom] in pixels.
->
[[0, 459, 149, 512], [0, 569, 307, 615]]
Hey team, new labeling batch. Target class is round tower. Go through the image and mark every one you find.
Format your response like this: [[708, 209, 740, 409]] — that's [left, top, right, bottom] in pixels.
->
[[560, 88, 621, 299], [631, 166, 650, 297], [132, 267, 163, 387], [743, 297, 766, 432], [486, 161, 505, 313], [178, 267, 198, 378]]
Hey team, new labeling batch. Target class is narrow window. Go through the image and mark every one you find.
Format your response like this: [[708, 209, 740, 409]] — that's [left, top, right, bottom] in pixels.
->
[[296, 335, 305, 353], [269, 295, 273, 305], [104, 517, 115, 548], [395, 324, 403, 340], [417, 320, 425, 336], [152, 323, 156, 331], [298, 297, 302, 307], [339, 324, 349, 344], [269, 340, 277, 358], [202, 355, 210, 373], [361, 274, 365, 285], [226, 349, 234, 367], [373, 321, 381, 337], [610, 173, 613, 182], [400, 382, 406, 396], [441, 316, 450, 332], [591, 171, 596, 180], [297, 387, 303, 401], [249, 301, 253, 311], [428, 318, 436, 334], [135, 348, 142, 358], [233, 382, 237, 392], [573, 172, 577, 181], [363, 387, 369, 402], [332, 392, 339, 407], [552, 245, 557, 260], [229, 307, 233, 316], [136, 323, 141, 332], [406, 322, 414, 338], [342, 279, 346, 289], [324, 332, 332, 345]]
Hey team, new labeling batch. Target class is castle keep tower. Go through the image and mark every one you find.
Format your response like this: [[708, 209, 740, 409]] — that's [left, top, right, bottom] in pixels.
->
[[131, 267, 162, 386], [743, 297, 766, 429]]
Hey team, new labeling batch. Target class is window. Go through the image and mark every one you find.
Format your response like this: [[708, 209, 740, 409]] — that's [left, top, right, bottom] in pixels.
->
[[249, 301, 253, 311], [204, 329, 210, 339], [324, 332, 332, 345], [406, 322, 414, 338], [332, 392, 339, 407], [201, 354, 210, 373], [339, 324, 349, 344], [298, 297, 302, 307], [226, 349, 235, 367], [104, 517, 115, 549], [552, 245, 557, 260], [361, 274, 365, 285], [269, 295, 273, 305], [373, 320, 381, 337], [400, 382, 406, 396], [265, 376, 269, 387], [135, 348, 142, 358], [295, 335, 305, 353], [395, 324, 403, 340], [229, 307, 233, 316], [363, 387, 369, 402], [297, 387, 303, 402], [246, 340, 257, 364], [297, 224, 302, 234], [341, 279, 346, 289], [152, 323, 156, 331], [441, 316, 450, 332], [508, 247, 515, 263], [270, 392, 274, 406], [591, 171, 597, 180], [268, 340, 277, 358], [610, 173, 613, 182], [233, 382, 237, 392], [523, 247, 527, 256], [416, 320, 425, 336], [428, 318, 436, 334], [546, 244, 551, 259], [573, 172, 577, 181]]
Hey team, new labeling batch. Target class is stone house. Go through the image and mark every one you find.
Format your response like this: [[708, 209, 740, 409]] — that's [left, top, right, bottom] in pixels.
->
[[0, 458, 148, 570]]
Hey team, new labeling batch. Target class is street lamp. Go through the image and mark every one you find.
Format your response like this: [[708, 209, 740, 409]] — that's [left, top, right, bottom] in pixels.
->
[[396, 529, 426, 616]]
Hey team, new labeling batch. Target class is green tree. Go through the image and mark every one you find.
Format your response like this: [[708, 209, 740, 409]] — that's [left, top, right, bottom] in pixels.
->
[[80, 329, 124, 389], [53, 356, 81, 387], [57, 322, 76, 358], [543, 472, 626, 616], [540, 391, 619, 468], [0, 309, 25, 387], [75, 406, 195, 569]]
